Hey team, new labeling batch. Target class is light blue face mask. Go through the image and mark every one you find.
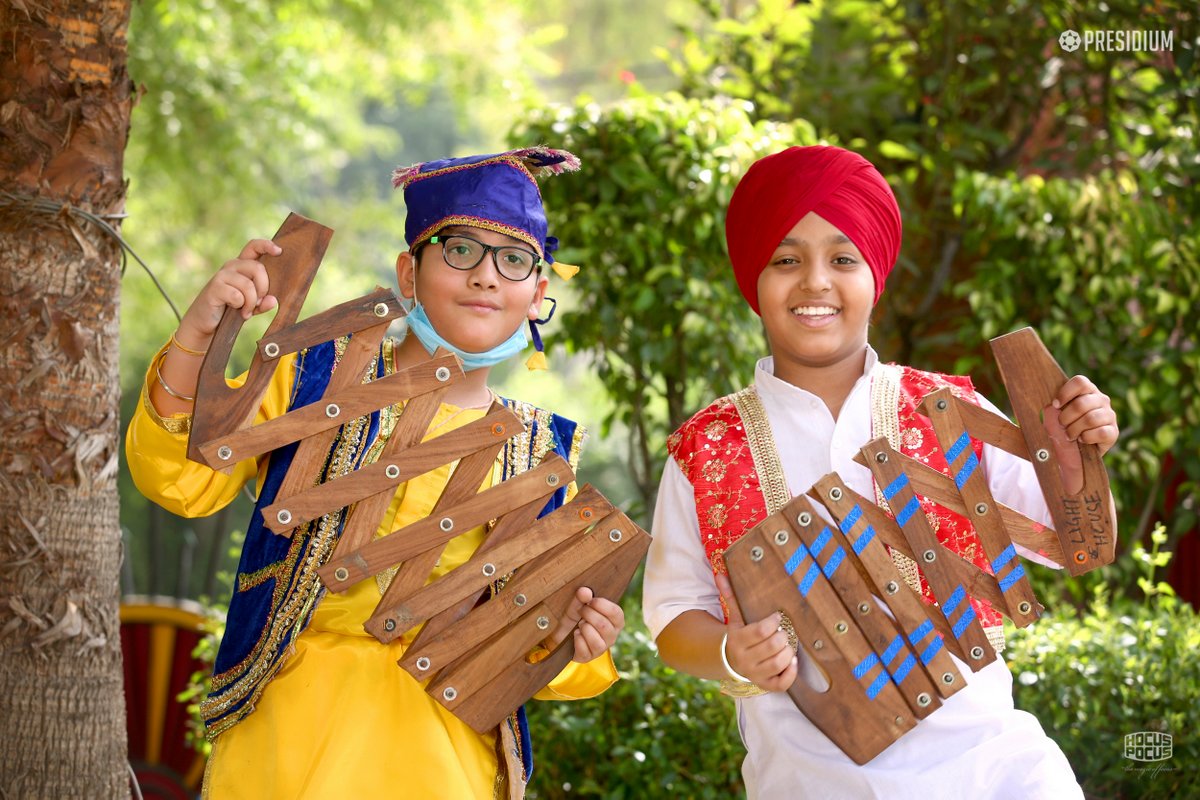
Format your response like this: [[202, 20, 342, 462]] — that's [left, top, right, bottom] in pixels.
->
[[403, 300, 528, 371]]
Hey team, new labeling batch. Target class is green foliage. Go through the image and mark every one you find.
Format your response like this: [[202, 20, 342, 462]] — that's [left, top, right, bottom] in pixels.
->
[[528, 612, 744, 799], [953, 166, 1200, 589], [1006, 527, 1199, 798], [511, 95, 812, 515]]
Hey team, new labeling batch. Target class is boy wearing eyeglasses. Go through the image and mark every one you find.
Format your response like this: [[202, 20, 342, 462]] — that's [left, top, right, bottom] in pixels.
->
[[126, 148, 624, 799]]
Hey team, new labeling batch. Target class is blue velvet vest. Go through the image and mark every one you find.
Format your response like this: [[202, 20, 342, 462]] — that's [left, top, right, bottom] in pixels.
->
[[200, 338, 584, 784]]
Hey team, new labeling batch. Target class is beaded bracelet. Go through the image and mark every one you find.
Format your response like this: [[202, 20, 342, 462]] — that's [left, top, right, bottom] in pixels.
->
[[720, 632, 753, 684], [170, 332, 208, 357]]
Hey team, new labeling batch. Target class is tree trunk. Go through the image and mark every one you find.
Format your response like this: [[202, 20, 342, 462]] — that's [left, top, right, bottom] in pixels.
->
[[0, 2, 133, 797]]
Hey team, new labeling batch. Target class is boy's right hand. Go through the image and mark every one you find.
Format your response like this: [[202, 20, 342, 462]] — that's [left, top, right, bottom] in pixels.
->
[[175, 239, 282, 349], [716, 571, 798, 691]]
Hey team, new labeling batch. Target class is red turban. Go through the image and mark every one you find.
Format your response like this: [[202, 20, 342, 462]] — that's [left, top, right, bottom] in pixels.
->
[[725, 145, 902, 314]]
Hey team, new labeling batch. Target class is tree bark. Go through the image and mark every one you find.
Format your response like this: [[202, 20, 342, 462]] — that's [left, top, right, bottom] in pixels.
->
[[0, 2, 133, 797]]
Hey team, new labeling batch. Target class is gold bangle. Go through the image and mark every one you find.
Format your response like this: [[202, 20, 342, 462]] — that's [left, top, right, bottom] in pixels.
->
[[170, 332, 208, 357], [155, 358, 196, 402]]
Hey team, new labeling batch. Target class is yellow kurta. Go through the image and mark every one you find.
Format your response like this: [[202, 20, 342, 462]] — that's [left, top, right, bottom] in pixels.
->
[[126, 345, 617, 799]]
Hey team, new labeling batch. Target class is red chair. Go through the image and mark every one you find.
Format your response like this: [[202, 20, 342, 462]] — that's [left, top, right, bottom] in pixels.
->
[[121, 597, 212, 799]]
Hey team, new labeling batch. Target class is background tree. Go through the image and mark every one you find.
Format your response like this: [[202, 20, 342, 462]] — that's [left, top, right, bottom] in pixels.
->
[[0, 3, 134, 796]]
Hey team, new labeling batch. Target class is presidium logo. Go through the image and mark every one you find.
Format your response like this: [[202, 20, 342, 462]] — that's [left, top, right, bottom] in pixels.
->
[[1059, 29, 1174, 52]]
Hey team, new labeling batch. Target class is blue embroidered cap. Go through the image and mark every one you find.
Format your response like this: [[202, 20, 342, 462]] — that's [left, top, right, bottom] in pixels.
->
[[392, 147, 579, 266]]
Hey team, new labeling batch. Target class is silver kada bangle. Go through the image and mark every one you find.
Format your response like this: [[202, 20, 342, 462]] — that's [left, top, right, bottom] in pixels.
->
[[155, 359, 196, 402], [720, 631, 753, 683]]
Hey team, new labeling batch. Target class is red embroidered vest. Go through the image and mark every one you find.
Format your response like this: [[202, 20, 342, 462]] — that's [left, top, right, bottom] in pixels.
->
[[666, 365, 1003, 631]]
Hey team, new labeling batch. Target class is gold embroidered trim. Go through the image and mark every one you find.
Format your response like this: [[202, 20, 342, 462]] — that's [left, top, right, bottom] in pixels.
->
[[870, 363, 923, 595], [202, 341, 377, 736], [141, 344, 193, 435], [730, 387, 791, 515], [985, 625, 1006, 655], [402, 155, 542, 195], [725, 387, 801, 697], [413, 215, 544, 259]]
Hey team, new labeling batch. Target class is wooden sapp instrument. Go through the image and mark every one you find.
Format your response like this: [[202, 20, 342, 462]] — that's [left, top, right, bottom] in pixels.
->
[[724, 327, 1114, 764], [186, 213, 650, 733]]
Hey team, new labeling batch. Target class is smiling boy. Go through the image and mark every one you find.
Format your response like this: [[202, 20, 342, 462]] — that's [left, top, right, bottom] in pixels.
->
[[643, 145, 1118, 798], [127, 148, 624, 799]]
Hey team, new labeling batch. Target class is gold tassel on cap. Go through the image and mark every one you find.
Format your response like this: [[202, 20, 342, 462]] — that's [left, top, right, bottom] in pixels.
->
[[525, 350, 548, 371], [551, 261, 579, 281]]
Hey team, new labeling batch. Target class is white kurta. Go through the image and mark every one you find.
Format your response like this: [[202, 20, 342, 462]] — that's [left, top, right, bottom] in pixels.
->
[[644, 350, 1081, 800]]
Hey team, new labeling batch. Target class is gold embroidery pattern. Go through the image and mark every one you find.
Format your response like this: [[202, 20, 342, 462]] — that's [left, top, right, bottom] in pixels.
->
[[202, 341, 377, 734], [871, 364, 923, 594], [872, 363, 1005, 652], [412, 215, 544, 259], [141, 343, 193, 435], [730, 387, 791, 515]]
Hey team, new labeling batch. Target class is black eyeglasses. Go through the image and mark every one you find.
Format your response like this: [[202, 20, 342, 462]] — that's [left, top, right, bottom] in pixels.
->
[[427, 233, 541, 282]]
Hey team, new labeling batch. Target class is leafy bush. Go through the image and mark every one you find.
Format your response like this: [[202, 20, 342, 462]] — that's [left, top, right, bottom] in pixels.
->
[[527, 618, 745, 799], [1005, 528, 1199, 799]]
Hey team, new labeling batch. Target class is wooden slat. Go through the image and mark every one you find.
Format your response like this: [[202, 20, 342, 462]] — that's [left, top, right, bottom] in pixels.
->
[[869, 449, 1066, 567], [443, 512, 650, 733], [398, 511, 635, 680], [271, 321, 389, 532], [408, 494, 550, 649], [823, 447, 997, 671], [318, 455, 570, 594], [990, 327, 1115, 574], [260, 407, 520, 533], [725, 525, 915, 765], [188, 213, 332, 468], [255, 286, 405, 361], [196, 354, 462, 466], [364, 487, 610, 644], [788, 491, 964, 704], [774, 495, 943, 718], [957, 397, 1029, 461], [918, 389, 1042, 627], [425, 602, 559, 712], [325, 387, 450, 556]]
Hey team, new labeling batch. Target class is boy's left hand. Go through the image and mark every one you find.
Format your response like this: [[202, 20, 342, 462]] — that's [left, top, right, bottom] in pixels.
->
[[1045, 375, 1119, 494], [551, 587, 624, 663], [1051, 375, 1119, 454]]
